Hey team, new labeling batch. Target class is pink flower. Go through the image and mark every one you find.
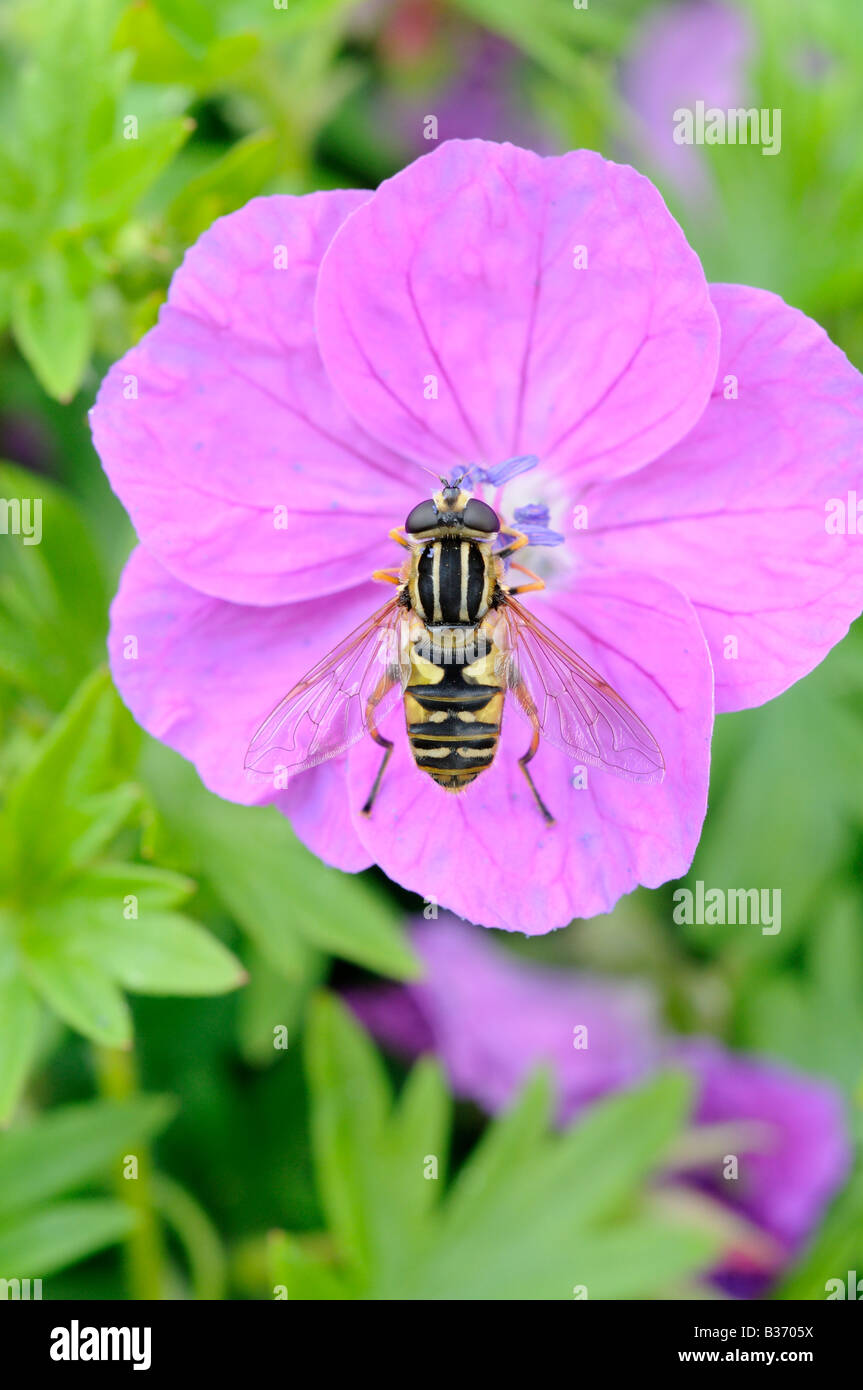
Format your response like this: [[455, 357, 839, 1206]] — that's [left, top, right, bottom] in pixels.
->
[[347, 917, 852, 1289], [90, 140, 863, 932]]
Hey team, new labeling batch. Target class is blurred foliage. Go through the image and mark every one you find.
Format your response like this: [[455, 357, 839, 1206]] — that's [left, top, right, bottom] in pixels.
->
[[0, 0, 861, 1301], [270, 996, 724, 1299]]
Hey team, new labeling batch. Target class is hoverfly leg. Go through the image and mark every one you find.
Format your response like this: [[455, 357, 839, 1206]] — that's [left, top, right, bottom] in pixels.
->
[[361, 674, 396, 816], [519, 744, 555, 825], [388, 526, 413, 550], [361, 732, 393, 816], [371, 568, 403, 585], [511, 679, 555, 825], [505, 561, 545, 597], [496, 525, 530, 560]]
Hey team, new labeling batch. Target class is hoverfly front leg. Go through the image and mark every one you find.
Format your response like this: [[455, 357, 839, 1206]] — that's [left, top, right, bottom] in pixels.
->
[[496, 525, 530, 560], [372, 529, 412, 588], [361, 672, 396, 816], [505, 560, 545, 596]]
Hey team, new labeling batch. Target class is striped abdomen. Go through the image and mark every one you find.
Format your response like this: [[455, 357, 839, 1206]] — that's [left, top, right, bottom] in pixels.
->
[[403, 642, 504, 792]]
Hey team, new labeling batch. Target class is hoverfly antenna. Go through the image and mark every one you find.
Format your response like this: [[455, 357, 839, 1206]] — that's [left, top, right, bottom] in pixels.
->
[[414, 462, 445, 485]]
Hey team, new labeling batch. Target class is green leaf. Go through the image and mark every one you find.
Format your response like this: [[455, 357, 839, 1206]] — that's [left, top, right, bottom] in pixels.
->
[[442, 1068, 553, 1235], [0, 1096, 174, 1219], [237, 941, 324, 1067], [685, 638, 863, 962], [299, 998, 719, 1300], [5, 669, 139, 886], [406, 1071, 695, 1301], [0, 1199, 135, 1278], [0, 973, 41, 1125], [304, 993, 391, 1282], [0, 462, 108, 711], [373, 1057, 452, 1245], [740, 893, 863, 1096], [74, 911, 245, 996], [21, 941, 132, 1049], [144, 741, 420, 979], [52, 861, 195, 913], [167, 129, 280, 244], [83, 117, 192, 227], [11, 256, 93, 402]]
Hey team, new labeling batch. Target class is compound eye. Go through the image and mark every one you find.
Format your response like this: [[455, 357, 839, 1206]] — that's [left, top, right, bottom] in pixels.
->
[[462, 498, 500, 532], [405, 500, 439, 533]]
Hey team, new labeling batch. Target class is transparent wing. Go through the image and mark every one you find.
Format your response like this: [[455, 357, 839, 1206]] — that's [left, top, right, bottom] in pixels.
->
[[496, 596, 665, 783], [245, 597, 410, 778]]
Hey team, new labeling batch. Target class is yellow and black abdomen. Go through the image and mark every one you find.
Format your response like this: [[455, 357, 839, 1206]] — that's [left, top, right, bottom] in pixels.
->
[[403, 651, 504, 791]]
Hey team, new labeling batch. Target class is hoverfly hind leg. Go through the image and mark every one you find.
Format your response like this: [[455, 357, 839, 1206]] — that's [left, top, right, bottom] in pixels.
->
[[361, 675, 396, 817], [519, 740, 555, 825], [361, 729, 393, 816], [512, 679, 555, 825]]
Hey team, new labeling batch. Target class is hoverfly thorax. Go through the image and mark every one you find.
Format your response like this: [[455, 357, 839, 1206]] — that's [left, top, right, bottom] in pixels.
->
[[405, 485, 500, 630]]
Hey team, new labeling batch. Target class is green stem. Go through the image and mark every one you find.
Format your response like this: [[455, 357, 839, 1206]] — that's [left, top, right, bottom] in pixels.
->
[[93, 1045, 165, 1301]]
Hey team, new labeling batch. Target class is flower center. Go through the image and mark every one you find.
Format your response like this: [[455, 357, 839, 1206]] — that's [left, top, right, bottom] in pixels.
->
[[463, 454, 572, 587]]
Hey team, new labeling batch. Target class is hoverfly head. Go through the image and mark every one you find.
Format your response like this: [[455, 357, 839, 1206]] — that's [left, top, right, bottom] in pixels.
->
[[404, 473, 500, 536]]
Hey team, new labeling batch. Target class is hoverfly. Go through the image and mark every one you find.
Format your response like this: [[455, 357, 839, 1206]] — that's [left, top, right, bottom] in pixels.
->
[[245, 478, 665, 822]]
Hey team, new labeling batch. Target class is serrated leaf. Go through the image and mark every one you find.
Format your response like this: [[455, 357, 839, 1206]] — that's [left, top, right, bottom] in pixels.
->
[[299, 1004, 719, 1300], [0, 1096, 174, 1219], [0, 1199, 135, 1278]]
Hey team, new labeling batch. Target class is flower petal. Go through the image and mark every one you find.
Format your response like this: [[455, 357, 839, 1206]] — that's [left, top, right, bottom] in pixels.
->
[[316, 139, 719, 485], [579, 284, 863, 711], [91, 192, 420, 606], [678, 1040, 851, 1256], [346, 570, 714, 931], [109, 546, 376, 870]]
